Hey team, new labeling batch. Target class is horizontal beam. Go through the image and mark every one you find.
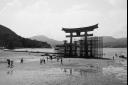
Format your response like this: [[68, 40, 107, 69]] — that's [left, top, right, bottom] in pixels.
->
[[62, 24, 98, 33], [66, 34, 93, 37]]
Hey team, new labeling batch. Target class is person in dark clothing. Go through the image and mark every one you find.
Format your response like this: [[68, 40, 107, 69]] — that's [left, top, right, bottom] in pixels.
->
[[60, 58, 63, 65], [7, 59, 10, 67], [20, 58, 23, 64], [43, 59, 46, 64], [70, 69, 72, 75], [113, 56, 115, 60], [50, 56, 52, 61]]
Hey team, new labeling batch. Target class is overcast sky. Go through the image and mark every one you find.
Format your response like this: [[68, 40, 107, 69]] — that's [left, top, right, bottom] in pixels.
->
[[0, 0, 127, 41]]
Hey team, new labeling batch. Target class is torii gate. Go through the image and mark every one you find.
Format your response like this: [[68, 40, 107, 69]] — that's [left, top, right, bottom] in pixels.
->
[[62, 24, 98, 58]]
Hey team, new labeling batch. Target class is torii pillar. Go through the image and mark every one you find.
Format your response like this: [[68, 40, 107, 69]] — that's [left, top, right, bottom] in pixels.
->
[[69, 32, 73, 57], [84, 31, 88, 57]]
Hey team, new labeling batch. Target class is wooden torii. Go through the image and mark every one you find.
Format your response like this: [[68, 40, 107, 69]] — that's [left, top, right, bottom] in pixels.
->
[[62, 24, 98, 58]]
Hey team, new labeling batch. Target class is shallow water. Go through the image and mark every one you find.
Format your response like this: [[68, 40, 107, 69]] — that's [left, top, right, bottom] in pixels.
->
[[0, 67, 99, 85], [103, 48, 127, 58], [14, 48, 55, 53], [0, 63, 127, 85]]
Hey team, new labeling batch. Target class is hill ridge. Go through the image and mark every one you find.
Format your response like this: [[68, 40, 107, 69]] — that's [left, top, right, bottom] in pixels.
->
[[0, 24, 51, 49], [31, 35, 127, 48]]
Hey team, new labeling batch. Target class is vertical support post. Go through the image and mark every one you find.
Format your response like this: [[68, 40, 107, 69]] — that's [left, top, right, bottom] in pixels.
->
[[90, 38, 93, 57], [80, 40, 83, 57], [84, 31, 88, 58], [64, 40, 67, 58], [70, 32, 73, 57], [74, 41, 77, 57]]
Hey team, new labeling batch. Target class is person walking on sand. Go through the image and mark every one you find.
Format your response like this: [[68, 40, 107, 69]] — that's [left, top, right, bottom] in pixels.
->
[[40, 58, 42, 64], [70, 69, 72, 75], [7, 59, 10, 67], [43, 59, 46, 64], [113, 56, 115, 60], [60, 58, 63, 65], [50, 55, 53, 61], [20, 58, 23, 64]]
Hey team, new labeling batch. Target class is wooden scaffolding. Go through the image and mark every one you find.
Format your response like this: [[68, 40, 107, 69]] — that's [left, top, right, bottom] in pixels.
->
[[55, 24, 103, 58]]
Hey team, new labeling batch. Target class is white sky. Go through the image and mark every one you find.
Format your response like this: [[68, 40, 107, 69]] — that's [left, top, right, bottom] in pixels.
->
[[0, 0, 127, 41]]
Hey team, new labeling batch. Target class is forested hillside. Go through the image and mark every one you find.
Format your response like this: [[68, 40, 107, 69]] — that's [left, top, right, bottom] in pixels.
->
[[0, 24, 51, 49]]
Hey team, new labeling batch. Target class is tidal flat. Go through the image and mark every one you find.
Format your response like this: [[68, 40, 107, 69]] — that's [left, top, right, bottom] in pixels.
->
[[0, 48, 127, 85]]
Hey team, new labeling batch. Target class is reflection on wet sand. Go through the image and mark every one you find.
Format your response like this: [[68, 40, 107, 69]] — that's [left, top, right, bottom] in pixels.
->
[[63, 68, 73, 75], [62, 65, 100, 77], [7, 69, 13, 75]]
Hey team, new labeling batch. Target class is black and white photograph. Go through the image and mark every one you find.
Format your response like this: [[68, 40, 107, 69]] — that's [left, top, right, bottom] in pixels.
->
[[0, 0, 127, 85]]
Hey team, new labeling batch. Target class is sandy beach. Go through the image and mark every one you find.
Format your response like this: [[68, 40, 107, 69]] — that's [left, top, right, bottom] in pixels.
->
[[0, 49, 127, 85]]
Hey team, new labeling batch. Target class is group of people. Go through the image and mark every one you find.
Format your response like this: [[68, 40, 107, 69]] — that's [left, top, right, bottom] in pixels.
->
[[6, 58, 24, 68], [40, 56, 63, 65], [56, 57, 63, 65], [113, 53, 127, 60], [6, 56, 64, 67], [40, 58, 46, 64], [112, 53, 118, 60]]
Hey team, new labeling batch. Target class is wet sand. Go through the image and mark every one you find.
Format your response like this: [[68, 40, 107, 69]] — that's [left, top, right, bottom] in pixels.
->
[[0, 50, 127, 85]]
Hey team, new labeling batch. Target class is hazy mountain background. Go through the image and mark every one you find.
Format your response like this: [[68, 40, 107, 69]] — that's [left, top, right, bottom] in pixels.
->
[[31, 35, 127, 48], [30, 35, 63, 47], [102, 36, 127, 48], [0, 25, 51, 49]]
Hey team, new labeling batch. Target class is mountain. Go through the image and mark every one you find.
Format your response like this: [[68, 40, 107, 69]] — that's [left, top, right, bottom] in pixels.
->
[[31, 35, 127, 48], [30, 35, 63, 47], [0, 24, 51, 49], [102, 36, 127, 48]]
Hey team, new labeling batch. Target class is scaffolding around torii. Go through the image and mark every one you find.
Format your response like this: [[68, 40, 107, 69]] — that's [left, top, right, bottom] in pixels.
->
[[55, 24, 103, 58]]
